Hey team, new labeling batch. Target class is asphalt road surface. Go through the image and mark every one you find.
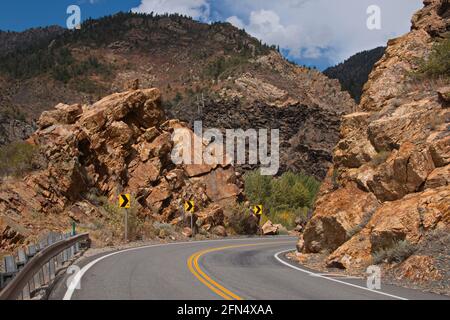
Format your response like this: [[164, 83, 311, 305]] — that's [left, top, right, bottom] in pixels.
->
[[50, 236, 448, 300]]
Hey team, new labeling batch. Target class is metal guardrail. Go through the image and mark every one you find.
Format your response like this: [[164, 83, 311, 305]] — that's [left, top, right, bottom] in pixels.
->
[[0, 233, 90, 300]]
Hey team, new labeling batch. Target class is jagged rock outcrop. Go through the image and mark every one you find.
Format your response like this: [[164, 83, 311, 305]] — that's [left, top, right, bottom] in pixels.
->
[[302, 0, 450, 290], [0, 88, 246, 252], [171, 51, 356, 179]]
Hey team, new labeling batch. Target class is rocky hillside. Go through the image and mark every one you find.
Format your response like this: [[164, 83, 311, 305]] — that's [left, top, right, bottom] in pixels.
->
[[0, 26, 64, 56], [170, 51, 355, 179], [0, 114, 35, 146], [0, 12, 355, 179], [298, 0, 450, 294], [324, 47, 386, 103], [0, 25, 66, 145], [0, 88, 255, 252]]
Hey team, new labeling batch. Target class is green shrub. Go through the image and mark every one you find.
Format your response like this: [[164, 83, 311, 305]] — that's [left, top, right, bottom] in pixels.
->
[[0, 106, 27, 121], [153, 222, 175, 237], [0, 142, 40, 177], [101, 196, 144, 241], [174, 92, 183, 104], [372, 240, 417, 265], [72, 77, 107, 94], [267, 207, 309, 230], [205, 54, 250, 80], [415, 36, 450, 79], [243, 171, 272, 205], [371, 150, 390, 166], [243, 170, 320, 229]]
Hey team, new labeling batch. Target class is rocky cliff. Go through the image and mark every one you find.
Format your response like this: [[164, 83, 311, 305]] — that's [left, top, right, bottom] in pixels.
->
[[195, 97, 343, 179], [299, 0, 450, 293], [0, 88, 249, 252]]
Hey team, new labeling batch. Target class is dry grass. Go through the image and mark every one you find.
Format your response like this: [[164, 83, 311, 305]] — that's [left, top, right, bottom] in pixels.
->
[[403, 76, 450, 95], [0, 142, 43, 178], [372, 240, 417, 265]]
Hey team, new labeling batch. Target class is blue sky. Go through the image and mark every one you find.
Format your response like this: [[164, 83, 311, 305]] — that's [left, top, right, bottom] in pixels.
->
[[0, 0, 423, 69]]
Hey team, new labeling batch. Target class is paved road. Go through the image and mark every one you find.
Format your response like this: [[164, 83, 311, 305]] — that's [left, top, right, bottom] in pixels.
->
[[50, 237, 448, 300]]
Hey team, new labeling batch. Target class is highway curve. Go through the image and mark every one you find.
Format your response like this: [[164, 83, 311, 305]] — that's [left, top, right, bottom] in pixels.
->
[[50, 237, 448, 300]]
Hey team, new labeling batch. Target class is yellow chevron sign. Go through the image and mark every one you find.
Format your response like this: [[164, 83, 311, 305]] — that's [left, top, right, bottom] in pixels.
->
[[253, 205, 263, 216], [119, 194, 131, 208], [184, 201, 195, 213]]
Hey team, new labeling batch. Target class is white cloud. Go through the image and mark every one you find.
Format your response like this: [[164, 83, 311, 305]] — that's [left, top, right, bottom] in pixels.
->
[[132, 0, 424, 64], [226, 16, 245, 30], [132, 0, 210, 21], [227, 9, 327, 59], [222, 0, 423, 64]]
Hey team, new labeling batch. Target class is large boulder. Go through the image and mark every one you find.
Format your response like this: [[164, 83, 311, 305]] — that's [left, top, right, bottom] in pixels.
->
[[38, 103, 82, 129], [303, 183, 379, 253], [367, 143, 435, 201], [334, 112, 377, 169], [196, 205, 225, 228], [262, 220, 279, 236], [369, 186, 449, 252], [425, 165, 450, 189]]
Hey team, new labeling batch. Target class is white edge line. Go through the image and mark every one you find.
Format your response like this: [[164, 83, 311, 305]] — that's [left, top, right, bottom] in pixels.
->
[[274, 249, 408, 301], [63, 236, 295, 300]]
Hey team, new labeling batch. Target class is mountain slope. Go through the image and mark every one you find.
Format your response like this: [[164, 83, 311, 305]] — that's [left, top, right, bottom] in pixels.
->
[[0, 12, 356, 179], [324, 47, 386, 103], [0, 26, 64, 57]]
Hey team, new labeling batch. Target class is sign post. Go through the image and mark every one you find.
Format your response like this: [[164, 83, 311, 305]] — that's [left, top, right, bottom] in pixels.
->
[[184, 201, 195, 237], [253, 205, 263, 236], [124, 209, 128, 242], [119, 194, 131, 242]]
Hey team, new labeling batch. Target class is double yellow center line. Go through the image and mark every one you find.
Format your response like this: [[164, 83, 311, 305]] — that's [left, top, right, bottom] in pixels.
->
[[187, 242, 292, 300]]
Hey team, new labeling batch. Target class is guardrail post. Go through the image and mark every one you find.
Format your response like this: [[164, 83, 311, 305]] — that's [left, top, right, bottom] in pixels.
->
[[4, 256, 17, 274], [49, 258, 56, 281], [17, 249, 27, 269], [27, 244, 36, 259], [0, 273, 4, 289], [37, 239, 47, 253], [62, 249, 68, 262], [1, 256, 17, 289], [22, 283, 30, 300], [33, 272, 40, 291]]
